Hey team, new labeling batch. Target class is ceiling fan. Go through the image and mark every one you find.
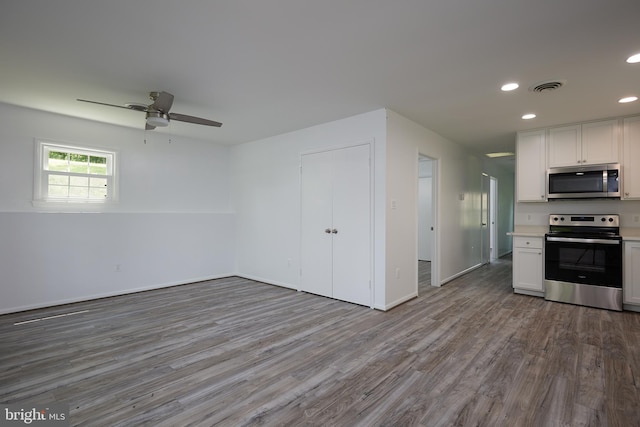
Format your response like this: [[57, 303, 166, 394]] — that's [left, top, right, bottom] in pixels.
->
[[77, 91, 222, 130]]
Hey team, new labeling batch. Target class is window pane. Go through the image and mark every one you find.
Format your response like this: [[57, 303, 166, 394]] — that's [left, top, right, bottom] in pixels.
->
[[69, 186, 88, 198], [48, 175, 69, 185], [69, 161, 89, 174], [70, 176, 89, 187], [70, 153, 88, 163], [89, 187, 108, 199], [48, 185, 69, 197], [90, 177, 107, 188], [89, 155, 107, 175], [48, 153, 69, 172], [89, 163, 107, 175]]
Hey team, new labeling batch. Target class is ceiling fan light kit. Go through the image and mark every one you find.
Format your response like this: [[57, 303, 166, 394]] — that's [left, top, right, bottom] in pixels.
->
[[146, 111, 169, 127], [77, 91, 222, 131]]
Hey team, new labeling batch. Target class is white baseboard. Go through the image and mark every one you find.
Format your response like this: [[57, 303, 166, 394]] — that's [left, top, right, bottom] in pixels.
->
[[440, 263, 483, 285], [234, 274, 297, 290], [377, 292, 418, 311], [0, 273, 236, 315]]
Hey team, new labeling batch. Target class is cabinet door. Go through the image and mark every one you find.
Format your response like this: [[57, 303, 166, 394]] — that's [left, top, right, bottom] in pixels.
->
[[300, 150, 334, 298], [548, 125, 581, 167], [623, 116, 640, 199], [516, 130, 547, 202], [332, 144, 371, 306], [624, 242, 640, 305], [582, 119, 619, 165], [513, 247, 543, 292]]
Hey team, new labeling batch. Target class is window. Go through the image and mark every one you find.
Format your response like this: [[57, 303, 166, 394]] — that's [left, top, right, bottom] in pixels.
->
[[34, 141, 117, 205]]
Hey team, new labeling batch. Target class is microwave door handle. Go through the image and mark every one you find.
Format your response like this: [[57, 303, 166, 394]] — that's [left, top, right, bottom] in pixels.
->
[[546, 236, 620, 245], [603, 169, 608, 193]]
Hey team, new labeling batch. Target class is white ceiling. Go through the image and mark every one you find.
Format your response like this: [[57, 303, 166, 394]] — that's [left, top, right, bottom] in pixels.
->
[[2, 0, 640, 159]]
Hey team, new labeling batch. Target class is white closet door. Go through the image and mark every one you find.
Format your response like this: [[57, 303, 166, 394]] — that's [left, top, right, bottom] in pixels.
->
[[300, 144, 372, 306], [331, 144, 371, 306], [300, 150, 333, 298]]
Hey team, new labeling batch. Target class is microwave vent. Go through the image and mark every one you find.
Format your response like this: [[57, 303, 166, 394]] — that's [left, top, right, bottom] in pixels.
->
[[529, 80, 566, 93]]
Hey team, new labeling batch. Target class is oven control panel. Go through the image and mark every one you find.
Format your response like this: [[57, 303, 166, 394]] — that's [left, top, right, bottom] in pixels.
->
[[549, 214, 619, 227]]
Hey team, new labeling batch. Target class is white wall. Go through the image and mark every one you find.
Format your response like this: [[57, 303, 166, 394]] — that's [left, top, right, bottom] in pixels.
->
[[232, 109, 505, 309], [0, 103, 235, 314], [386, 110, 487, 288], [1, 102, 517, 314], [384, 112, 421, 305], [230, 109, 388, 306]]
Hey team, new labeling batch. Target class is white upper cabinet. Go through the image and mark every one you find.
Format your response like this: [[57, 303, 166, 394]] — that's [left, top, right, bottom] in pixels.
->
[[548, 119, 620, 168], [622, 116, 640, 199], [516, 129, 547, 202], [548, 125, 580, 167]]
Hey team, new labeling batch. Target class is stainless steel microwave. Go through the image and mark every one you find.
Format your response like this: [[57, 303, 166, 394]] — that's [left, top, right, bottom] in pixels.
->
[[547, 163, 620, 199]]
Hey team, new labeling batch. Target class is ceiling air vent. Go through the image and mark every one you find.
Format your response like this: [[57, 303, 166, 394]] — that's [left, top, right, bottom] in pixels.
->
[[528, 80, 566, 93]]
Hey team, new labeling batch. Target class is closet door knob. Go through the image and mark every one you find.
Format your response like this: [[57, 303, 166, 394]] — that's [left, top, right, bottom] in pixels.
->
[[325, 228, 332, 234], [331, 229, 338, 234]]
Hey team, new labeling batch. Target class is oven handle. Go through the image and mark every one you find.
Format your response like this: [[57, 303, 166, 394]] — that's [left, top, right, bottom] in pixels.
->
[[545, 236, 620, 245]]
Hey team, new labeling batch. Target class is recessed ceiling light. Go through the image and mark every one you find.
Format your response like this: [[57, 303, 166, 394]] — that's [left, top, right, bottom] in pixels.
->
[[522, 113, 536, 120], [619, 96, 638, 103], [626, 53, 640, 64], [501, 82, 519, 91]]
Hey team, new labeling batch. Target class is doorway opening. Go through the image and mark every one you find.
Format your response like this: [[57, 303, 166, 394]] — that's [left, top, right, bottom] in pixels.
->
[[418, 154, 439, 293], [481, 173, 499, 264], [490, 176, 498, 261]]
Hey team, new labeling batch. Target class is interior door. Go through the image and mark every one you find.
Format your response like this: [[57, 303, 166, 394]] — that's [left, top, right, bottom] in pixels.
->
[[418, 177, 432, 261], [490, 177, 498, 261], [300, 150, 333, 298], [481, 173, 490, 264], [331, 144, 371, 306]]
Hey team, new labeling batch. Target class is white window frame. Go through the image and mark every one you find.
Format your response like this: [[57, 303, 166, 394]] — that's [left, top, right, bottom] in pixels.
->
[[34, 140, 118, 207]]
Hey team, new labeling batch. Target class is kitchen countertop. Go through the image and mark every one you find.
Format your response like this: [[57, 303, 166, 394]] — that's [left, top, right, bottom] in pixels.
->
[[507, 226, 547, 238], [508, 226, 640, 241], [621, 228, 640, 241]]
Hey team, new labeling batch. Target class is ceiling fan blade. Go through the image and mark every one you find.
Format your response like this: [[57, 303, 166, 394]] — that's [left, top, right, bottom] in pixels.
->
[[77, 98, 132, 110], [169, 112, 222, 127], [150, 91, 174, 113]]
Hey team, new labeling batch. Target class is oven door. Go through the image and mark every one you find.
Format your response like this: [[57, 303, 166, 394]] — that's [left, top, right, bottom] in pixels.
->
[[544, 235, 622, 287]]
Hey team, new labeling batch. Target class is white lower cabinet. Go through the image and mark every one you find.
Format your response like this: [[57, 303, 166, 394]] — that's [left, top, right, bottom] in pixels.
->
[[624, 241, 640, 308], [512, 236, 544, 296]]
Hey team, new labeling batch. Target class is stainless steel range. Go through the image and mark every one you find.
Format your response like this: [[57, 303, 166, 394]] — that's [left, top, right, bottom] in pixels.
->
[[544, 214, 623, 311]]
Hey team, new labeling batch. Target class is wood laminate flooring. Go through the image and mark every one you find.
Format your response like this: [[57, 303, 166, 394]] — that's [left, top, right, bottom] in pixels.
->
[[1, 258, 639, 426]]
